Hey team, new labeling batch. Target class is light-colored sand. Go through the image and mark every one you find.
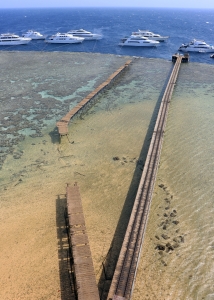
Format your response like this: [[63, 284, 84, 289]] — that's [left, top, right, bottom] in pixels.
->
[[0, 98, 153, 299], [0, 138, 65, 299], [0, 53, 175, 299]]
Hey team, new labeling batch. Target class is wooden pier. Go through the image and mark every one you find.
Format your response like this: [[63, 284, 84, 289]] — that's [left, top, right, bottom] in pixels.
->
[[66, 183, 100, 300], [172, 52, 189, 63], [56, 60, 132, 137], [107, 55, 183, 300]]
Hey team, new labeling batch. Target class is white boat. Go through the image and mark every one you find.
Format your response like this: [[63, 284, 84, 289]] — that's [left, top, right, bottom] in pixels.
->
[[22, 30, 45, 40], [179, 39, 214, 52], [119, 35, 160, 47], [0, 33, 31, 45], [132, 30, 169, 42], [67, 29, 102, 40], [45, 32, 84, 44]]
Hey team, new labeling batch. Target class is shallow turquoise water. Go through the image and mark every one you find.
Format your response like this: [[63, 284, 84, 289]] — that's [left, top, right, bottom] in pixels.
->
[[1, 51, 214, 299]]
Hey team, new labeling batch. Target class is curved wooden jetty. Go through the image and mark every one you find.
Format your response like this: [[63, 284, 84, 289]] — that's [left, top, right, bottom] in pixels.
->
[[66, 183, 100, 300], [107, 55, 183, 300], [57, 60, 132, 137]]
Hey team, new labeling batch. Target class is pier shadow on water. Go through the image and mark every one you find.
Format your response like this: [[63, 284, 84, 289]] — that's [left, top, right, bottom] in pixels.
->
[[98, 64, 174, 300], [56, 194, 76, 300], [49, 127, 61, 144]]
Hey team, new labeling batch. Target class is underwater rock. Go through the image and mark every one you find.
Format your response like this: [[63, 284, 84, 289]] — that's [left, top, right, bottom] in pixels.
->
[[155, 244, 165, 251], [172, 220, 179, 225], [158, 221, 165, 227], [113, 156, 120, 161], [158, 184, 164, 188], [179, 235, 184, 243], [161, 234, 170, 240], [166, 243, 174, 252], [161, 260, 167, 266]]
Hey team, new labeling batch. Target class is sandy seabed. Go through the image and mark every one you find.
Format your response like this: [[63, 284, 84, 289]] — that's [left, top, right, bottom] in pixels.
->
[[0, 102, 153, 300], [1, 51, 171, 300], [2, 51, 214, 300]]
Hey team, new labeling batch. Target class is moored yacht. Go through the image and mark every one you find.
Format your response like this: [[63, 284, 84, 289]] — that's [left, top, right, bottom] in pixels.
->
[[45, 32, 84, 43], [67, 29, 102, 40], [22, 30, 45, 40], [179, 39, 214, 52], [0, 33, 31, 45], [132, 30, 169, 42], [119, 35, 160, 47]]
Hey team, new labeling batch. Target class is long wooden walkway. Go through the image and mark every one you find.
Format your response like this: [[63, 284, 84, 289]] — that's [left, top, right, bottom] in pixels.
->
[[57, 60, 132, 137], [107, 55, 183, 300], [66, 183, 100, 300]]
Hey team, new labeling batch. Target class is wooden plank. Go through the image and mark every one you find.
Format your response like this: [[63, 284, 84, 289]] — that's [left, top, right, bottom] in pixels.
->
[[69, 214, 86, 226], [107, 57, 182, 300], [56, 60, 132, 137], [73, 244, 92, 258], [70, 234, 89, 246], [66, 183, 100, 300]]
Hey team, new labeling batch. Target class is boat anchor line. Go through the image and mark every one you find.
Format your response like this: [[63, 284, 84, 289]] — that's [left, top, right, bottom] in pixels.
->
[[56, 59, 132, 139], [107, 55, 183, 300]]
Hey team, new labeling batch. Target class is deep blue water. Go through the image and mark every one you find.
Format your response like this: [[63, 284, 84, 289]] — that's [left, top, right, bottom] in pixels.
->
[[1, 7, 214, 64]]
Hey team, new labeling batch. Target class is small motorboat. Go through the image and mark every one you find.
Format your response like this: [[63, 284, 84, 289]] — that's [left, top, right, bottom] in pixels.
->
[[210, 54, 214, 58]]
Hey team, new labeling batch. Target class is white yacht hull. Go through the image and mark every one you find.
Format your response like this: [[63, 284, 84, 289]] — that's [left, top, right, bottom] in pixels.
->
[[134, 35, 168, 42], [45, 39, 84, 44], [179, 47, 214, 53], [119, 42, 159, 47], [145, 36, 168, 42], [23, 35, 45, 40], [80, 36, 102, 40], [0, 38, 31, 45], [71, 35, 102, 40], [67, 29, 102, 40], [45, 40, 82, 44]]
